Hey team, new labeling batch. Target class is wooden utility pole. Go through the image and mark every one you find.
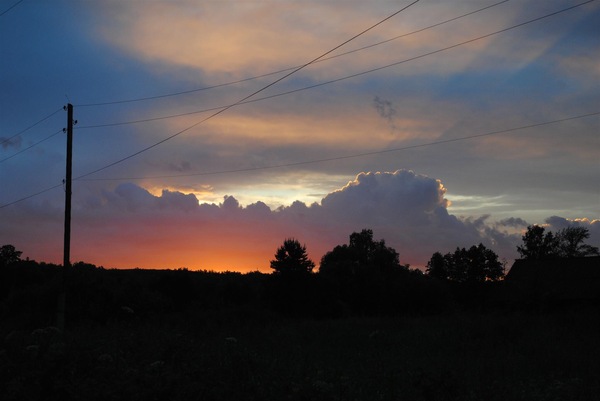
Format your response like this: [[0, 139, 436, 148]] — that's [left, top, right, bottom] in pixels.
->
[[64, 103, 73, 270], [57, 103, 74, 331]]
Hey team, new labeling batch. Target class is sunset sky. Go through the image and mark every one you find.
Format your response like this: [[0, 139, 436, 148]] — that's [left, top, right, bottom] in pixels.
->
[[1, 0, 598, 272]]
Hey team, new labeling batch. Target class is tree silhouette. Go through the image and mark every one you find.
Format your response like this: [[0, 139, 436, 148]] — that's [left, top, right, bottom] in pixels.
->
[[319, 229, 403, 277], [517, 225, 559, 260], [426, 252, 450, 281], [319, 229, 413, 315], [426, 244, 504, 283], [556, 226, 599, 257], [270, 238, 315, 276], [517, 225, 598, 259], [319, 229, 406, 279], [0, 244, 22, 268]]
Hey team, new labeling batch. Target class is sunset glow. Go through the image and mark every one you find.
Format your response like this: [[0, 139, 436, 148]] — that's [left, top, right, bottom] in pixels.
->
[[1, 0, 598, 271]]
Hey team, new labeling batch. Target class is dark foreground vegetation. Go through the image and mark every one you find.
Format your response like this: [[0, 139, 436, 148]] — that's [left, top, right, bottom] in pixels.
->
[[1, 259, 599, 401]]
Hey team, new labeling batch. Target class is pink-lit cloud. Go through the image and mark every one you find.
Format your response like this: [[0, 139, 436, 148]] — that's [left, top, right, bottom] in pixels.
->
[[4, 168, 599, 272], [1, 1, 598, 274], [2, 169, 535, 271]]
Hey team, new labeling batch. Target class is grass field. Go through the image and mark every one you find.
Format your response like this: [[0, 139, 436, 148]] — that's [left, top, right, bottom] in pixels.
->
[[2, 307, 599, 401]]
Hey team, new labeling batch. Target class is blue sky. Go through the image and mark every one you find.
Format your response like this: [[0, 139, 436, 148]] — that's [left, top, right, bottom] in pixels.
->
[[1, 0, 598, 270]]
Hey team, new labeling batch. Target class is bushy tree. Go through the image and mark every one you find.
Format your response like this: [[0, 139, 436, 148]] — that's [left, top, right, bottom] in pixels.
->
[[0, 244, 22, 267], [517, 225, 598, 259], [517, 225, 559, 260], [556, 226, 599, 257], [425, 252, 449, 281], [319, 229, 403, 277], [426, 244, 504, 283], [270, 238, 315, 275], [319, 229, 413, 315]]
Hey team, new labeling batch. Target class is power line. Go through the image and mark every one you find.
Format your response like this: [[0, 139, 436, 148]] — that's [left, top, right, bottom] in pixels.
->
[[73, 1, 421, 181], [0, 129, 63, 163], [75, 0, 508, 108], [1, 110, 596, 209], [77, 0, 594, 131], [0, 183, 63, 209], [0, 1, 420, 208], [2, 1, 595, 208], [1, 107, 62, 146], [76, 111, 600, 181], [0, 0, 23, 17]]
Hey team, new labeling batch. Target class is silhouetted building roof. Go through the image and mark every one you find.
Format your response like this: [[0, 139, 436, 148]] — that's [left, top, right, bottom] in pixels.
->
[[505, 257, 600, 305]]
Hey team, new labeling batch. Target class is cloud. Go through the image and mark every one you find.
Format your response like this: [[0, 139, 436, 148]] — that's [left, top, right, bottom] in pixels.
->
[[2, 1, 598, 277], [1, 136, 21, 150], [373, 96, 396, 123], [314, 171, 520, 264], [94, 1, 371, 77], [65, 1, 598, 224], [91, 0, 526, 80], [544, 216, 600, 245], [320, 170, 449, 224], [1, 169, 533, 271], [497, 217, 529, 229], [168, 161, 192, 173]]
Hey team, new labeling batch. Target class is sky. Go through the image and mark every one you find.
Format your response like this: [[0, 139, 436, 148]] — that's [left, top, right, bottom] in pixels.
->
[[1, 0, 598, 272]]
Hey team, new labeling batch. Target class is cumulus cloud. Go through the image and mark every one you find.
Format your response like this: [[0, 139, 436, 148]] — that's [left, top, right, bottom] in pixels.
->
[[67, 1, 598, 224], [321, 170, 449, 224], [6, 169, 597, 272], [544, 216, 600, 245], [314, 171, 523, 264], [2, 2, 598, 275], [1, 169, 533, 271]]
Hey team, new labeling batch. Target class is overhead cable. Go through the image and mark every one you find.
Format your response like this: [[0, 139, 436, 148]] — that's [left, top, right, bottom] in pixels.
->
[[73, 0, 421, 180], [0, 129, 63, 163], [1, 0, 420, 209], [75, 0, 508, 108], [0, 183, 63, 209], [77, 111, 600, 181], [78, 0, 594, 131], [1, 107, 62, 146], [0, 0, 23, 17], [2, 110, 598, 209]]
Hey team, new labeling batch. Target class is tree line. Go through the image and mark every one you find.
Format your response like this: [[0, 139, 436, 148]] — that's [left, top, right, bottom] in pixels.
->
[[0, 224, 597, 324], [2, 224, 596, 276], [517, 225, 598, 260], [269, 225, 598, 280]]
